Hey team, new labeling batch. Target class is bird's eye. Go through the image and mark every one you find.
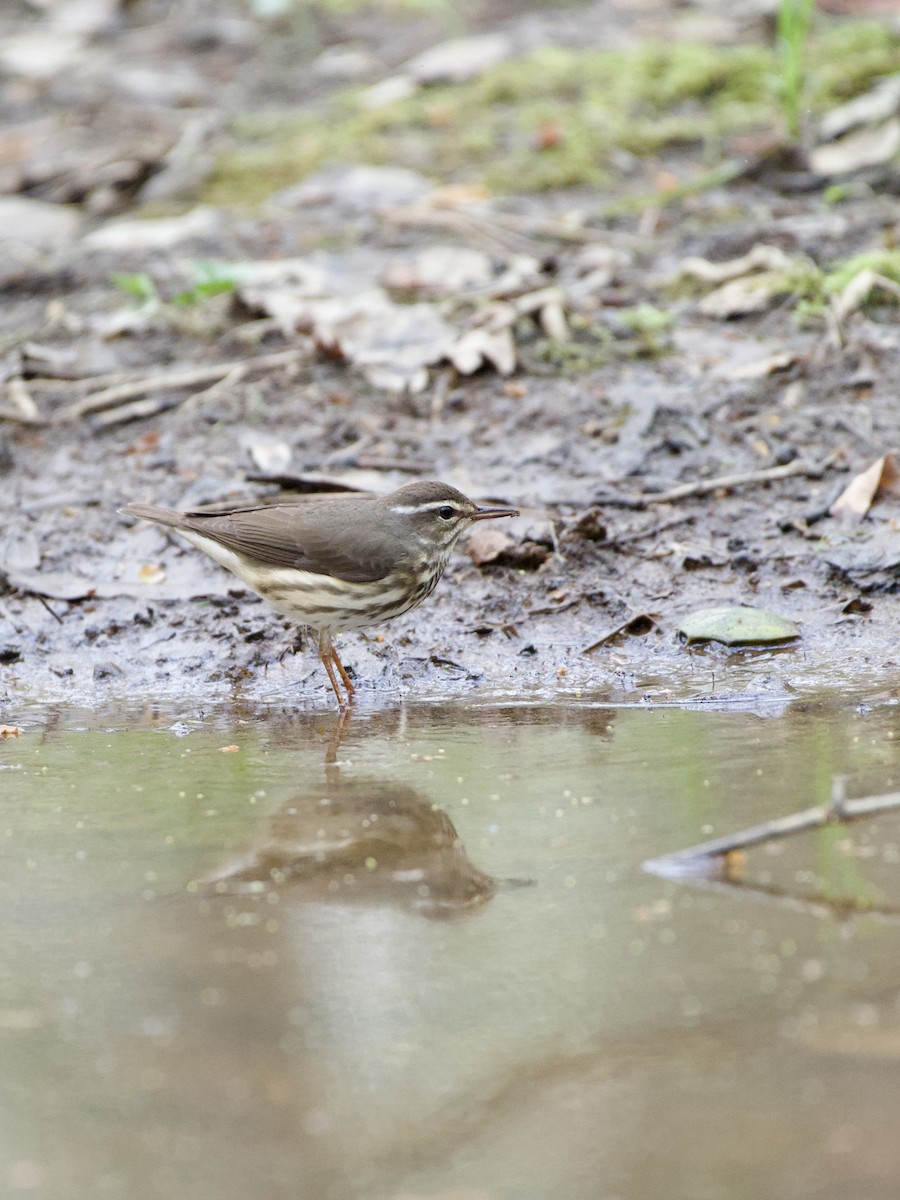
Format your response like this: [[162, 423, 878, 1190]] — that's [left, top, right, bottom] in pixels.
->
[[437, 505, 455, 520]]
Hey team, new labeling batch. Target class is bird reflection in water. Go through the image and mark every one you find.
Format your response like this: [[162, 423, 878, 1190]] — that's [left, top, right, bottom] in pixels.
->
[[197, 770, 497, 920]]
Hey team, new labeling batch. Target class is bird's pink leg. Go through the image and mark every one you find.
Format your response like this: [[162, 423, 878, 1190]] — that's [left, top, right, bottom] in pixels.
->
[[330, 646, 356, 701], [317, 631, 350, 707]]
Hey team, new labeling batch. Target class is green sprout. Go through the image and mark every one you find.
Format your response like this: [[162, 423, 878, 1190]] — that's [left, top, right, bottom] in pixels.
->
[[111, 272, 158, 305], [170, 261, 242, 308], [777, 0, 816, 141]]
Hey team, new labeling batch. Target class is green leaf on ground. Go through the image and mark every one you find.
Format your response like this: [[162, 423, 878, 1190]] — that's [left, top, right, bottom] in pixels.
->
[[679, 606, 800, 646]]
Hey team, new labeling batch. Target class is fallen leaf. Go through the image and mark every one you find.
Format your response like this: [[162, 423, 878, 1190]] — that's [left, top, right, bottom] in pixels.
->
[[448, 327, 516, 376], [810, 118, 900, 176], [819, 75, 900, 141], [829, 453, 900, 524], [820, 528, 900, 581], [720, 349, 801, 380], [680, 244, 795, 285], [539, 299, 569, 341], [0, 530, 41, 573], [842, 596, 873, 614], [270, 164, 429, 213], [405, 33, 512, 84], [425, 183, 491, 207], [583, 613, 657, 653], [699, 272, 794, 318], [381, 245, 492, 294], [138, 563, 167, 584], [219, 745, 240, 753], [678, 606, 800, 646], [248, 440, 292, 473], [81, 207, 220, 251], [466, 527, 513, 565], [357, 75, 417, 111]]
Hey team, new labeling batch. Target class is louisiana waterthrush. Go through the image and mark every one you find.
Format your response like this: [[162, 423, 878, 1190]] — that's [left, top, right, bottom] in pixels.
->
[[120, 481, 518, 706]]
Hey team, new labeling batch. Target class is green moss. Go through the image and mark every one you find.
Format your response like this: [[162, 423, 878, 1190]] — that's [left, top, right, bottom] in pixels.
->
[[811, 21, 900, 103], [203, 21, 900, 207], [823, 249, 900, 293], [525, 336, 610, 377]]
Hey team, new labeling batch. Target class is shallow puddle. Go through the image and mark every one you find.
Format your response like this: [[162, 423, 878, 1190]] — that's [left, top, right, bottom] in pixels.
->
[[2, 694, 900, 1200]]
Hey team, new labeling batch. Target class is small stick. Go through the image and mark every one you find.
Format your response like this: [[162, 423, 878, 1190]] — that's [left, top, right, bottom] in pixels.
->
[[91, 394, 184, 428], [628, 451, 825, 504], [385, 205, 542, 256], [592, 512, 693, 549], [36, 595, 65, 625], [7, 379, 41, 423], [56, 348, 307, 422], [667, 873, 900, 927], [583, 613, 656, 654], [647, 789, 900, 870]]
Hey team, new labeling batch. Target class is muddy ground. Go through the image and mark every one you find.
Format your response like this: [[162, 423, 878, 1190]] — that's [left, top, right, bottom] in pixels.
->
[[1, 0, 899, 712]]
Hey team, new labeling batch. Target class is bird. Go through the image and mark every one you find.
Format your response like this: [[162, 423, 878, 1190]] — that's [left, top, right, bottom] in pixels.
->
[[120, 481, 518, 706]]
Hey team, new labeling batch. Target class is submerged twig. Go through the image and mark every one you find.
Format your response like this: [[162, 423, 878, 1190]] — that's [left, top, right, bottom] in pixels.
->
[[647, 787, 900, 872], [662, 872, 900, 927]]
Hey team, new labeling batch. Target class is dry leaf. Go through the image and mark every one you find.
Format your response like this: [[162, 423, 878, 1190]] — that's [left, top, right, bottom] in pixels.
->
[[426, 183, 491, 207], [82, 207, 219, 252], [381, 246, 492, 294], [219, 745, 240, 753], [466, 527, 513, 565], [680, 244, 795, 285], [810, 118, 900, 176], [829, 453, 900, 524], [721, 349, 801, 380], [819, 76, 900, 141], [138, 563, 167, 584], [405, 33, 512, 84], [448, 328, 516, 376], [539, 300, 569, 341], [248, 440, 292, 473], [358, 76, 417, 111], [699, 272, 793, 318]]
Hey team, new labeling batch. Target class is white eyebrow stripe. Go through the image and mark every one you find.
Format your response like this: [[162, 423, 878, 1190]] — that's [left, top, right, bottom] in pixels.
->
[[389, 501, 465, 515]]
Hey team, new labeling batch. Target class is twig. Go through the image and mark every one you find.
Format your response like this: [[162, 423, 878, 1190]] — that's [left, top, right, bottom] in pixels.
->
[[385, 205, 544, 257], [37, 595, 64, 625], [56, 348, 307, 423], [609, 457, 830, 509], [658, 873, 900, 927], [646, 788, 900, 872], [91, 394, 184, 429], [25, 369, 162, 393], [593, 513, 693, 550], [583, 613, 656, 654], [180, 365, 247, 414], [0, 379, 43, 424]]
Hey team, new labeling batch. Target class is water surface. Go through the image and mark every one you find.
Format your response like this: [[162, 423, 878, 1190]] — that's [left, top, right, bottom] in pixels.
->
[[2, 694, 900, 1200]]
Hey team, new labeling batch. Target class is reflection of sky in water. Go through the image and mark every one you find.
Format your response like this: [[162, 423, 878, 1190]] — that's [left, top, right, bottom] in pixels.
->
[[2, 698, 900, 1199]]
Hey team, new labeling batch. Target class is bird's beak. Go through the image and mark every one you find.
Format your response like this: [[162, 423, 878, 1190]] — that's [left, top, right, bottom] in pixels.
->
[[471, 503, 519, 521]]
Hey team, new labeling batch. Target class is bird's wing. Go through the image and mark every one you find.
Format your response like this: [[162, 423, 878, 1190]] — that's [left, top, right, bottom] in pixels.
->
[[182, 501, 405, 583]]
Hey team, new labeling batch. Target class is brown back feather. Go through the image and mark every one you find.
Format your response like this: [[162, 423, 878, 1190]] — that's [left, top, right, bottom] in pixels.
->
[[181, 495, 408, 583]]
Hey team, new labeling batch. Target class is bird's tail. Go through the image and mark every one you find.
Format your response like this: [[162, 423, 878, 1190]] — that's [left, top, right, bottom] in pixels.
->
[[119, 502, 186, 530]]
